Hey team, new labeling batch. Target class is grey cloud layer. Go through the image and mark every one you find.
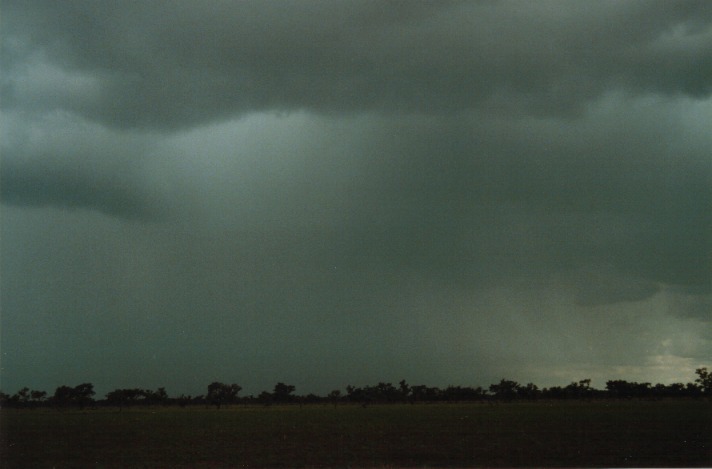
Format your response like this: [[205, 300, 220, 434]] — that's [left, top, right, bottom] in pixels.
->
[[3, 1, 712, 129], [0, 113, 166, 218], [3, 103, 710, 297], [1, 1, 710, 395], [143, 105, 710, 298]]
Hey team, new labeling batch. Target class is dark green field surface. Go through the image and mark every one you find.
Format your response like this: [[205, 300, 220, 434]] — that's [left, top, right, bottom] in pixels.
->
[[2, 401, 710, 467]]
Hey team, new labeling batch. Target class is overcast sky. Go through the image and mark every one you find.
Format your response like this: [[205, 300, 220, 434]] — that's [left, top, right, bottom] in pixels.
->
[[2, 0, 711, 397]]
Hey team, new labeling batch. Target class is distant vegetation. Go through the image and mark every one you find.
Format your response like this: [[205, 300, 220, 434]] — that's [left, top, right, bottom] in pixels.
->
[[2, 367, 710, 409]]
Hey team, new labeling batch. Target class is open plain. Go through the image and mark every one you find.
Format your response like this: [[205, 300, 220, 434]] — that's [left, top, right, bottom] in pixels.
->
[[2, 400, 710, 467]]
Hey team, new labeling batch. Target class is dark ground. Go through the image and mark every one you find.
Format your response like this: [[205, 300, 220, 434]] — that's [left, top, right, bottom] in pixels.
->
[[1, 400, 710, 467]]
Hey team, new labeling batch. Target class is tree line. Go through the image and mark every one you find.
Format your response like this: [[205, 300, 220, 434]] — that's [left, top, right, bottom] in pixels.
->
[[2, 367, 710, 409]]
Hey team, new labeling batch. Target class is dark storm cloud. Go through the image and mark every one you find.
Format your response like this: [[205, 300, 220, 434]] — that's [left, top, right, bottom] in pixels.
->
[[3, 0, 711, 130], [1, 1, 710, 396], [316, 106, 712, 294], [1, 157, 153, 219], [0, 112, 165, 218]]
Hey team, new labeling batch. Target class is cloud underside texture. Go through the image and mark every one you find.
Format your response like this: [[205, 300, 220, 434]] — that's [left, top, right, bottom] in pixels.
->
[[4, 1, 712, 128], [1, 1, 710, 393]]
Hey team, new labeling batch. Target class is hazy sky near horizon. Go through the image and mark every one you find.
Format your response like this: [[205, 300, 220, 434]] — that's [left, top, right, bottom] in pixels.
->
[[2, 0, 711, 397]]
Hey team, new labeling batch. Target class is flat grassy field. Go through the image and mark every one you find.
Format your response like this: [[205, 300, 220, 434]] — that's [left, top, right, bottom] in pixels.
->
[[2, 400, 710, 467]]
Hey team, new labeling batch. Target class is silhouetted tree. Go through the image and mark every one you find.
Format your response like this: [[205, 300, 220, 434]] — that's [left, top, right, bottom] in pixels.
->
[[398, 380, 411, 402], [52, 383, 95, 409], [30, 390, 47, 405], [73, 383, 95, 409], [518, 383, 541, 400], [13, 388, 31, 407], [565, 379, 593, 399], [345, 385, 359, 402], [206, 382, 242, 409], [541, 386, 563, 399], [409, 384, 441, 403], [442, 385, 486, 402], [694, 367, 711, 396], [272, 382, 296, 403], [106, 388, 147, 410], [345, 385, 373, 406], [258, 390, 273, 406], [176, 394, 192, 408], [409, 385, 425, 403], [53, 385, 75, 408], [375, 382, 399, 403], [651, 382, 688, 399], [145, 387, 169, 405], [6, 366, 708, 410], [685, 382, 702, 398], [423, 385, 443, 402], [605, 380, 651, 399], [489, 379, 521, 401], [328, 389, 341, 406]]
